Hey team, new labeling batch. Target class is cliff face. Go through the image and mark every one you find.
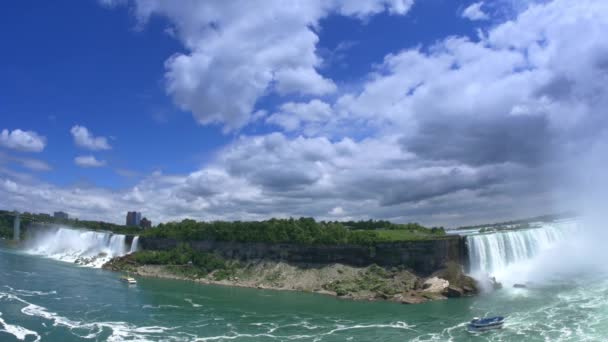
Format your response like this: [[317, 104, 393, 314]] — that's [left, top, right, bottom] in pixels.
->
[[139, 236, 467, 276]]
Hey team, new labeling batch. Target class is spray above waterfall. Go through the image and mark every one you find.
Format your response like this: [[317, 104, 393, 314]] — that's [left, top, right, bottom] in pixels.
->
[[25, 225, 139, 268]]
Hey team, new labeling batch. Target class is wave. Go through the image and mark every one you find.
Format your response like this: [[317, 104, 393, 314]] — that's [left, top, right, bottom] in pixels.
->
[[0, 291, 178, 341], [196, 321, 415, 341], [185, 298, 203, 308], [3, 286, 56, 297], [0, 312, 40, 342]]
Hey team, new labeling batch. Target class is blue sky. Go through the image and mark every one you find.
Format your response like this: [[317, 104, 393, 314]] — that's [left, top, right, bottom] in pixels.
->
[[1, 0, 479, 189], [1, 0, 605, 226]]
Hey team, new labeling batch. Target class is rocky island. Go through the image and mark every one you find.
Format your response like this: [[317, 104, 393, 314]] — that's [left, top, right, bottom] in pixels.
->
[[103, 218, 478, 304]]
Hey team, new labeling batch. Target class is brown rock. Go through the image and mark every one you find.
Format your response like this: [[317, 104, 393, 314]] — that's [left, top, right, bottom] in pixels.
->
[[444, 285, 464, 298], [400, 296, 427, 305]]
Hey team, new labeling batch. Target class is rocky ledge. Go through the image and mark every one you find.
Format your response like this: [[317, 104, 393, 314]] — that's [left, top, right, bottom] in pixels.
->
[[103, 255, 477, 305]]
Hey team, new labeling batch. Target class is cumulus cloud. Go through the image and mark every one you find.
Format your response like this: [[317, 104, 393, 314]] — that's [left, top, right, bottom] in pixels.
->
[[109, 0, 414, 131], [4, 0, 605, 227], [74, 155, 107, 168], [70, 125, 111, 150], [266, 99, 334, 135], [0, 129, 46, 152], [462, 2, 489, 21]]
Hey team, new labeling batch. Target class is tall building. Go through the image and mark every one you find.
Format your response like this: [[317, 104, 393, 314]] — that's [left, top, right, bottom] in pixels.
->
[[54, 211, 69, 220], [126, 211, 142, 226], [140, 217, 152, 229]]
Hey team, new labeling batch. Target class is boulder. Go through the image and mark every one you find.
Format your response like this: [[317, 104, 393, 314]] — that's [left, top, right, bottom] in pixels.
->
[[462, 285, 475, 294], [397, 294, 427, 305], [422, 277, 449, 293], [444, 285, 464, 298], [431, 262, 479, 295], [490, 277, 503, 290]]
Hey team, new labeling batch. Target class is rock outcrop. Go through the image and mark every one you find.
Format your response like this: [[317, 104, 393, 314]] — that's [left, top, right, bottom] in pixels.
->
[[422, 277, 449, 293]]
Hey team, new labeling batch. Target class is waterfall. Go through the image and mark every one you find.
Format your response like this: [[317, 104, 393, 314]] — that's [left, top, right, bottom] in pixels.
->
[[25, 226, 131, 268], [466, 222, 575, 283], [129, 236, 139, 253]]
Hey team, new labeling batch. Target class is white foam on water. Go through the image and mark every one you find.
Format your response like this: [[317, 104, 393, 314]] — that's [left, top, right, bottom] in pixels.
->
[[3, 286, 56, 297], [1, 290, 179, 341], [185, 298, 203, 308], [142, 304, 180, 310], [195, 321, 415, 341], [0, 312, 40, 342], [25, 226, 131, 268]]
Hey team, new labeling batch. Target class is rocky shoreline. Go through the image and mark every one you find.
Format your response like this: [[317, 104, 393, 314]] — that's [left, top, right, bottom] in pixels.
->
[[103, 254, 478, 305]]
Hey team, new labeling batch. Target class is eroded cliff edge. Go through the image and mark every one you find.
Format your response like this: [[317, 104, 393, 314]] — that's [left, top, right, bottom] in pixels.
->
[[104, 235, 477, 304]]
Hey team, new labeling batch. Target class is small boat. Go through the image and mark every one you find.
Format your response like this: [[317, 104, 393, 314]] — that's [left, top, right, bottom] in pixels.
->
[[467, 316, 505, 332], [120, 276, 137, 285]]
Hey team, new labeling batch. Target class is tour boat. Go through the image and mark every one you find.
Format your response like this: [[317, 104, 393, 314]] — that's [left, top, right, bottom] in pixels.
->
[[467, 316, 505, 332], [120, 275, 137, 285]]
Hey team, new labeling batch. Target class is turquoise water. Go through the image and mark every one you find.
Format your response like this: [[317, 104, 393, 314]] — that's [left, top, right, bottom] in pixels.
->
[[1, 244, 607, 341]]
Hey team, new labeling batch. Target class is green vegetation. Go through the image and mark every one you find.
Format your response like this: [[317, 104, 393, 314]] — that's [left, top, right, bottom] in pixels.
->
[[143, 217, 446, 246], [323, 264, 417, 297], [457, 212, 577, 231], [330, 220, 433, 231], [374, 228, 445, 241], [0, 209, 446, 246], [0, 210, 142, 237], [131, 244, 237, 280], [0, 213, 13, 239]]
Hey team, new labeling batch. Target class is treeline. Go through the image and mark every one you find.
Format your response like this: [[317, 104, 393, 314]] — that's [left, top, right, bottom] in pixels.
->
[[0, 213, 14, 239], [0, 210, 141, 237], [330, 219, 443, 232], [457, 212, 577, 230], [143, 217, 446, 246]]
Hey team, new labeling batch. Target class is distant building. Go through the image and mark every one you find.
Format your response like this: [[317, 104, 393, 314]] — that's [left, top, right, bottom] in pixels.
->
[[54, 211, 69, 220], [139, 217, 152, 229], [126, 211, 142, 226]]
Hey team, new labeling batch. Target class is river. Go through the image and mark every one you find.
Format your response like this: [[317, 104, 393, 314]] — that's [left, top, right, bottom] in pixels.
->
[[1, 221, 607, 341]]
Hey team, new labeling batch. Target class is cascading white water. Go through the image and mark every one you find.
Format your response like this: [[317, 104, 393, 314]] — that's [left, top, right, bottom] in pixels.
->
[[26, 226, 131, 268], [129, 236, 140, 253], [466, 221, 576, 284]]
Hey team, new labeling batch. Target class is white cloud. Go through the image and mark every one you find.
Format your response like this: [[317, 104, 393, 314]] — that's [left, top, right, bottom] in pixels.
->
[[462, 2, 489, 21], [0, 129, 46, 152], [4, 0, 606, 227], [0, 151, 51, 172], [17, 158, 51, 171], [113, 0, 414, 131], [266, 99, 334, 135], [70, 125, 111, 151], [74, 155, 107, 168]]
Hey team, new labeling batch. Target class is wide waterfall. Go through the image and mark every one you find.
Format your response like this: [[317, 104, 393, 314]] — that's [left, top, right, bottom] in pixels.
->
[[25, 226, 139, 268], [466, 221, 575, 285]]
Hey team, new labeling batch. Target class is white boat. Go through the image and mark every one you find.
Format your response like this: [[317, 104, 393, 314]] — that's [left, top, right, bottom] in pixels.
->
[[120, 276, 137, 285]]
